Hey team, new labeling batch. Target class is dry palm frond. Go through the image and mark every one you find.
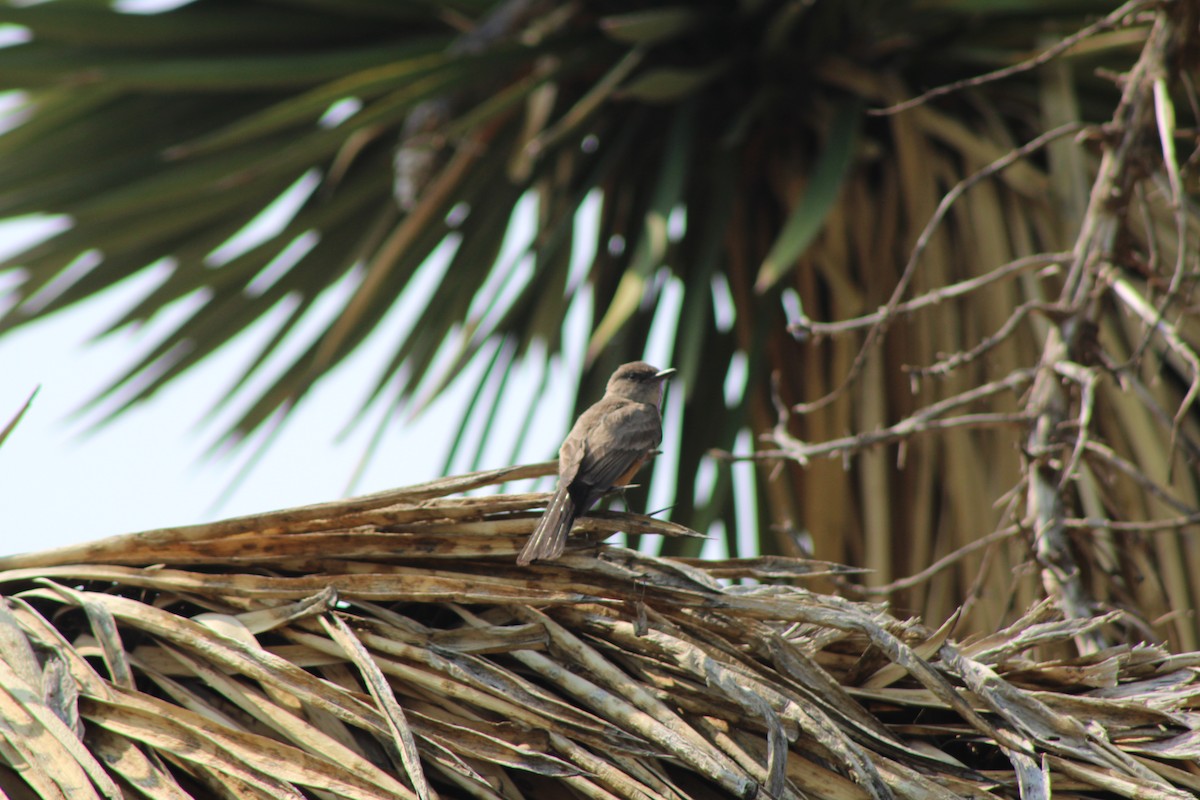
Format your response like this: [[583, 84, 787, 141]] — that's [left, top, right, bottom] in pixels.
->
[[2, 465, 1198, 799], [759, 0, 1200, 651]]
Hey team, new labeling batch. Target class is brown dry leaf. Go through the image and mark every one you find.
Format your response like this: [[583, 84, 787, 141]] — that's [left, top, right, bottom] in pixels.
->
[[2, 463, 1199, 798]]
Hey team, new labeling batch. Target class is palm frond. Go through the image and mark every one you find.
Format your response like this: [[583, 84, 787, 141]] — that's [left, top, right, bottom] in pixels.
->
[[2, 0, 1199, 646], [2, 466, 1199, 799]]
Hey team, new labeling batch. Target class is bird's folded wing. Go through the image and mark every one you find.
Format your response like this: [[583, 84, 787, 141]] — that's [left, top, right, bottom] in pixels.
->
[[576, 403, 662, 489]]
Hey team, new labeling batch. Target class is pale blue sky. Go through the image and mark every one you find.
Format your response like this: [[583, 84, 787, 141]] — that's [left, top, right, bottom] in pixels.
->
[[0, 22, 754, 558], [0, 206, 740, 557], [0, 207, 578, 552]]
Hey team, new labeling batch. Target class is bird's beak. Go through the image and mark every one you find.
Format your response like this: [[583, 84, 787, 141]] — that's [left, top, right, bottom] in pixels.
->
[[655, 367, 677, 380]]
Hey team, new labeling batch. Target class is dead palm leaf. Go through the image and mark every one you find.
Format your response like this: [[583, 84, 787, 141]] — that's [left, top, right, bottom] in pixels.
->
[[2, 465, 1198, 799], [1, 0, 1198, 651]]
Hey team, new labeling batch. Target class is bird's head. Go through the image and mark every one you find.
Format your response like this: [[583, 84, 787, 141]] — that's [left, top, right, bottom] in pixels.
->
[[607, 361, 675, 405]]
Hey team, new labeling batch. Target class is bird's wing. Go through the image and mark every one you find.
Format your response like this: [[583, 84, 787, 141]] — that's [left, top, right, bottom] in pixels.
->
[[555, 406, 593, 485], [574, 401, 663, 491]]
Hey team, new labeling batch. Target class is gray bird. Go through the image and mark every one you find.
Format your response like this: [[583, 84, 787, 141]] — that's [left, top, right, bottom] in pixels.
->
[[517, 361, 675, 564]]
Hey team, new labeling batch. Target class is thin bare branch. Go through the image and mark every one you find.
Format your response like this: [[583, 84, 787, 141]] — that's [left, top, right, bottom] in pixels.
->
[[787, 253, 1071, 341], [794, 125, 1083, 415], [852, 526, 1023, 596], [764, 411, 1029, 466], [1053, 361, 1100, 491], [1064, 513, 1200, 532], [1020, 3, 1188, 644], [728, 370, 1037, 466], [1108, 270, 1200, 443], [909, 300, 1063, 378], [871, 0, 1156, 116], [1082, 439, 1200, 517]]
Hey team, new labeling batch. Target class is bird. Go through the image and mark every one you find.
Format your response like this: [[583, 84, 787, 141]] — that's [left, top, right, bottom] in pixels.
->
[[517, 361, 675, 565]]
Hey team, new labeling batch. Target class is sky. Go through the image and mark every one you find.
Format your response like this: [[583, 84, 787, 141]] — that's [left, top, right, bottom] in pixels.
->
[[0, 7, 753, 559], [0, 206, 574, 553], [0, 206, 732, 559]]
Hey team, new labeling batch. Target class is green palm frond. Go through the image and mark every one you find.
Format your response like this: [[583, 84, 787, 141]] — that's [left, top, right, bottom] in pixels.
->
[[0, 386, 36, 449]]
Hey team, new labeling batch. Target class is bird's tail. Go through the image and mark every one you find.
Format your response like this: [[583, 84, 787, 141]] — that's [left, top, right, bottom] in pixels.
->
[[517, 485, 577, 565]]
